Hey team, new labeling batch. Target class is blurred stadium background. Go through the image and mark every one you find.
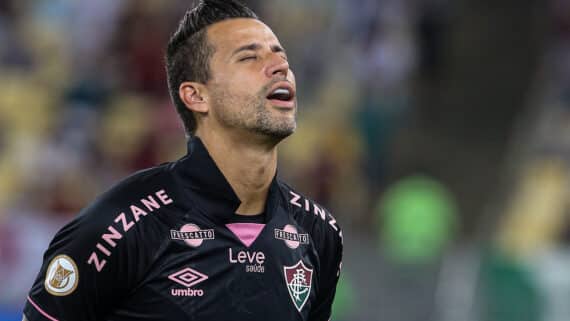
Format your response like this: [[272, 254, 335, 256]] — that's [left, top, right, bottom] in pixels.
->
[[1, 0, 570, 320]]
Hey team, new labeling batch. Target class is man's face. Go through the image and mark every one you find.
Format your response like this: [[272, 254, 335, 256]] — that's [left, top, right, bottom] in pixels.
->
[[204, 18, 297, 141]]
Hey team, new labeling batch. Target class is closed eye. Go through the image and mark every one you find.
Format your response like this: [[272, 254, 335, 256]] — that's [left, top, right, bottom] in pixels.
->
[[239, 56, 257, 62]]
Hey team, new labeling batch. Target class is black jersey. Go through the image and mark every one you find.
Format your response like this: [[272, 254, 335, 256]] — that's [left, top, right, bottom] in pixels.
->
[[24, 138, 343, 321]]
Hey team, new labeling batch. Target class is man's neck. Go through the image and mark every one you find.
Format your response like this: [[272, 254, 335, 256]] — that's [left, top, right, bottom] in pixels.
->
[[195, 130, 279, 215]]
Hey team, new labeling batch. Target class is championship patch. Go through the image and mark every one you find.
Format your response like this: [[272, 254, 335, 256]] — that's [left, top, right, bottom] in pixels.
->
[[171, 223, 215, 247], [44, 254, 79, 296], [283, 260, 313, 312], [274, 225, 309, 249]]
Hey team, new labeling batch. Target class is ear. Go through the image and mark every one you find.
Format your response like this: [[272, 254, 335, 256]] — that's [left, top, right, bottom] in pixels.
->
[[179, 82, 209, 113]]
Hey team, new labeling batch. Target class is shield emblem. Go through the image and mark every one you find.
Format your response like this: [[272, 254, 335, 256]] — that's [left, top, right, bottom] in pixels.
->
[[283, 260, 313, 312], [49, 262, 74, 289]]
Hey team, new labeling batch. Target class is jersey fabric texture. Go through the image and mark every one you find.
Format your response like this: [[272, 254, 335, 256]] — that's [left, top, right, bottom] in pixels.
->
[[24, 138, 343, 321]]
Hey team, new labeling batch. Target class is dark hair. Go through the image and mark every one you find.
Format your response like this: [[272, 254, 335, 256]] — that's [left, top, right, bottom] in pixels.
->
[[166, 0, 258, 137]]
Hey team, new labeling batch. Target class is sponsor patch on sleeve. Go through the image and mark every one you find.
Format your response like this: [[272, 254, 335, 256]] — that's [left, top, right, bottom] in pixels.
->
[[44, 254, 79, 296]]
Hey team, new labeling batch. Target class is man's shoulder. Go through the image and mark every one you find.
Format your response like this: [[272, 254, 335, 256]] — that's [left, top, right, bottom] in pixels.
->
[[77, 162, 180, 224], [105, 162, 176, 199], [277, 181, 342, 242], [37, 163, 180, 277]]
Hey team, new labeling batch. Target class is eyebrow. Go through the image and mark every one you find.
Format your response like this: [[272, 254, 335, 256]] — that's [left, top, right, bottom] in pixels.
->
[[231, 43, 287, 57]]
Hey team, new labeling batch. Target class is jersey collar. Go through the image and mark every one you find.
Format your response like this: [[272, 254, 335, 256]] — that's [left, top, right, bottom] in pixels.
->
[[174, 137, 283, 223]]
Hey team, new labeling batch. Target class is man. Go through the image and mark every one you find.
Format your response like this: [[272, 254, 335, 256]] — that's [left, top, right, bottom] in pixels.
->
[[23, 0, 343, 320]]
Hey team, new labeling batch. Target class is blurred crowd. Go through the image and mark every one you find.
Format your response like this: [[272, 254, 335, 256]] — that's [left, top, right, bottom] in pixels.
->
[[0, 0, 414, 314], [1, 0, 570, 320]]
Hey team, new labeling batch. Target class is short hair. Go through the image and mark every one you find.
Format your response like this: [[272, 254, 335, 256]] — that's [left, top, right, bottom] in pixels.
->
[[166, 0, 259, 137]]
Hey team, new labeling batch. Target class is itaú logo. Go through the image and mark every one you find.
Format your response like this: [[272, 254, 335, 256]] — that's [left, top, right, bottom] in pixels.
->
[[168, 267, 208, 297]]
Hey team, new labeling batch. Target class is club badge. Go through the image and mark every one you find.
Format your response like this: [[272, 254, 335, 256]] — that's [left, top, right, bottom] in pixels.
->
[[283, 260, 313, 312]]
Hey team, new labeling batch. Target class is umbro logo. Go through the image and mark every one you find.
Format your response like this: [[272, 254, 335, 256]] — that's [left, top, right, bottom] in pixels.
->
[[168, 267, 208, 297]]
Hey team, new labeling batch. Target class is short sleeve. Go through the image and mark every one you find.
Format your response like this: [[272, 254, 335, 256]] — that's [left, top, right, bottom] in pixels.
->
[[309, 211, 343, 321], [23, 199, 141, 321]]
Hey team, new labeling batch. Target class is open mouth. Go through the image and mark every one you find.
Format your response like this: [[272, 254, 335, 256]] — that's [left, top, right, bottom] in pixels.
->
[[266, 82, 295, 107], [267, 88, 293, 101]]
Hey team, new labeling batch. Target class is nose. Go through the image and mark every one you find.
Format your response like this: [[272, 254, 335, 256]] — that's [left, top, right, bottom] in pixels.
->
[[264, 55, 289, 78]]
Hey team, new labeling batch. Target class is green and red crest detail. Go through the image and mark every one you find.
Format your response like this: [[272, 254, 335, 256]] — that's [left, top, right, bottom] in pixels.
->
[[283, 260, 313, 312]]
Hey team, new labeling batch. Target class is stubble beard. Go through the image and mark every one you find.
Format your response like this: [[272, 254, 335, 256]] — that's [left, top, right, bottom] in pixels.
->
[[211, 86, 297, 142]]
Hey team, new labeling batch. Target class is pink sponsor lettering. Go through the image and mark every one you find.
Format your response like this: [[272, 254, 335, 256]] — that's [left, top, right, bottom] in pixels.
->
[[114, 213, 134, 232], [228, 248, 265, 265], [171, 289, 204, 297], [96, 243, 111, 256], [87, 252, 106, 272], [87, 189, 174, 272], [102, 226, 122, 247], [131, 205, 147, 222], [288, 190, 342, 238], [141, 196, 160, 212], [289, 191, 302, 208], [328, 216, 339, 231], [156, 189, 173, 205], [313, 204, 326, 221]]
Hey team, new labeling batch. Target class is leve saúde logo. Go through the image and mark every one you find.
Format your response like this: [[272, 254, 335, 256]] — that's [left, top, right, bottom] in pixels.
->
[[283, 260, 313, 312], [45, 255, 79, 296]]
